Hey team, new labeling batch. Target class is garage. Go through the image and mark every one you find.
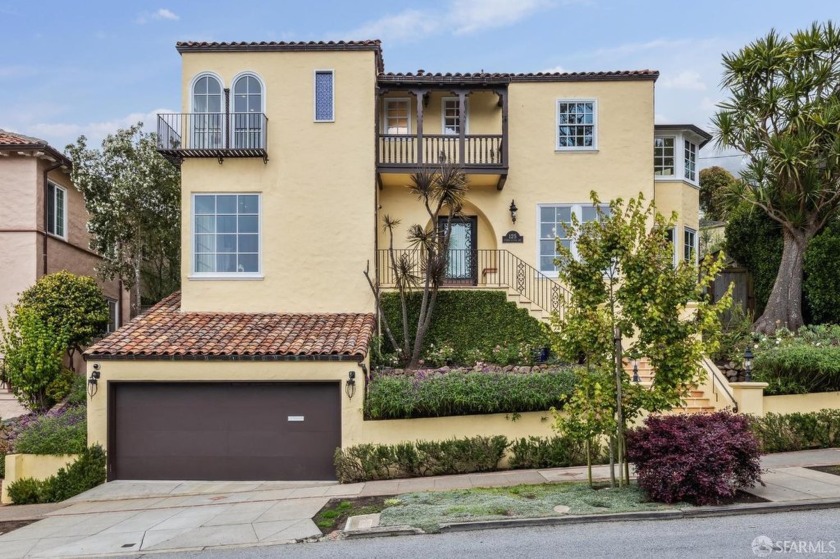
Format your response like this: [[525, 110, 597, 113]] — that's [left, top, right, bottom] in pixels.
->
[[109, 382, 341, 481]]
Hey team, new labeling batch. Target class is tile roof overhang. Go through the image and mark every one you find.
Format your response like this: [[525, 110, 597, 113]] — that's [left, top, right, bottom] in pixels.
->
[[176, 40, 385, 73], [0, 129, 72, 168], [85, 292, 376, 362], [654, 124, 713, 148], [377, 69, 659, 87]]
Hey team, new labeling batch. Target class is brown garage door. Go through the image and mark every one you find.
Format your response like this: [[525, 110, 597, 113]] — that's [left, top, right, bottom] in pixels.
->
[[110, 382, 341, 481]]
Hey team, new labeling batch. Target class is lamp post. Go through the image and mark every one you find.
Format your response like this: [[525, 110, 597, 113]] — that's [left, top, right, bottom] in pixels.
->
[[744, 347, 753, 382]]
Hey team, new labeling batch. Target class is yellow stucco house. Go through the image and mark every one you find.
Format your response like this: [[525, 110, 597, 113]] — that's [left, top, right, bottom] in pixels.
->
[[84, 39, 709, 482]]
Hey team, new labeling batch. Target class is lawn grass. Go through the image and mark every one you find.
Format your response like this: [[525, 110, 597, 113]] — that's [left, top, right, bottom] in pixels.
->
[[313, 496, 390, 534], [378, 482, 679, 533]]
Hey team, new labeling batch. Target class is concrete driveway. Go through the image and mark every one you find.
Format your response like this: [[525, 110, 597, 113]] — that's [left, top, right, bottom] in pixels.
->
[[0, 480, 365, 558]]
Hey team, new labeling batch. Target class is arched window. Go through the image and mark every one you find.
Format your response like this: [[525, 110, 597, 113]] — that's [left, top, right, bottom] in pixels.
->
[[232, 74, 264, 149], [191, 74, 223, 149]]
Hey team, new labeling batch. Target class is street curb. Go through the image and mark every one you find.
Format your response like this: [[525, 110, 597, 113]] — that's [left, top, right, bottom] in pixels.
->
[[344, 498, 840, 538], [343, 526, 424, 539]]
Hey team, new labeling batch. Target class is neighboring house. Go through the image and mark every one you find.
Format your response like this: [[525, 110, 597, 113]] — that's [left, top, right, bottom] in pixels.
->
[[0, 130, 128, 368], [84, 40, 709, 482]]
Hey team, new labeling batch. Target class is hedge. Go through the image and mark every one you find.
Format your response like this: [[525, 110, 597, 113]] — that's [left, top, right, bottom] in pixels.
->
[[334, 436, 508, 483], [752, 345, 840, 395], [749, 410, 840, 453], [508, 436, 607, 469], [379, 290, 550, 365], [365, 368, 577, 419], [804, 221, 840, 324], [7, 445, 106, 504]]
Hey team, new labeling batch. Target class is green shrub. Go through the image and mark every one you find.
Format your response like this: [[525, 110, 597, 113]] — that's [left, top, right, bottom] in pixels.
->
[[379, 291, 550, 366], [7, 477, 42, 505], [0, 307, 67, 412], [750, 410, 840, 453], [7, 445, 106, 504], [334, 436, 508, 483], [45, 368, 77, 404], [67, 373, 87, 407], [508, 436, 607, 469], [752, 345, 840, 395], [14, 407, 87, 455], [804, 221, 840, 324], [364, 368, 577, 419]]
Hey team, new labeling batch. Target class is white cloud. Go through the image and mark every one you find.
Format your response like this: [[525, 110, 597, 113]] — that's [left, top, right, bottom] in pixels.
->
[[659, 70, 706, 91], [450, 0, 551, 35], [343, 9, 437, 42], [136, 8, 179, 24], [18, 108, 176, 149], [340, 0, 554, 43]]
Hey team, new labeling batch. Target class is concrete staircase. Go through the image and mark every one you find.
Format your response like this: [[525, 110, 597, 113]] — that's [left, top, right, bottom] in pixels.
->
[[622, 358, 716, 414]]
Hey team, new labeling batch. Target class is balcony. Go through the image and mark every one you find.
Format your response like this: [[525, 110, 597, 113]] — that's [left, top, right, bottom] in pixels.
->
[[376, 79, 509, 190], [156, 112, 268, 164]]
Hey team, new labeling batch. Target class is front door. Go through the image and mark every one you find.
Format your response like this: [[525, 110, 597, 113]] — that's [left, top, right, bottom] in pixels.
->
[[438, 216, 477, 285]]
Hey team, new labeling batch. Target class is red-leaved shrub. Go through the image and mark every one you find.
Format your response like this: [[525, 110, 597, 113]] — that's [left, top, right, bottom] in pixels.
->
[[626, 411, 762, 505]]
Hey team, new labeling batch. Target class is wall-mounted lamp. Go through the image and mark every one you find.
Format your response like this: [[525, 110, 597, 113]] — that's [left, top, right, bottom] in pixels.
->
[[88, 364, 101, 398], [744, 347, 753, 382], [345, 370, 356, 399], [509, 200, 518, 224], [632, 360, 640, 383]]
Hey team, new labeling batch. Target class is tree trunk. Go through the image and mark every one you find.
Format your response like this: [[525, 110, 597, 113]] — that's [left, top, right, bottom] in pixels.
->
[[754, 228, 809, 334]]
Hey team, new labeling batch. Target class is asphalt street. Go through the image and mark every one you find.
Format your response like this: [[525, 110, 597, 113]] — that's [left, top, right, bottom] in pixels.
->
[[137, 508, 840, 559]]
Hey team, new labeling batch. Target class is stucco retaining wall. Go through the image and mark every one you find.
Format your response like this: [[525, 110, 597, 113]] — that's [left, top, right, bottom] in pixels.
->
[[2, 453, 78, 504]]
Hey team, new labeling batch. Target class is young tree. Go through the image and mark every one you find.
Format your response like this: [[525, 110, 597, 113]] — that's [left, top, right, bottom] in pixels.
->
[[15, 271, 108, 371], [713, 22, 840, 334], [66, 124, 180, 316], [365, 158, 467, 369], [553, 193, 729, 487], [0, 307, 67, 412], [699, 166, 737, 222]]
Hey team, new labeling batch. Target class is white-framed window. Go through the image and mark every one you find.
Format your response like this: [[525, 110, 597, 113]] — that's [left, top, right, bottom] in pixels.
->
[[192, 193, 261, 277], [654, 137, 675, 176], [684, 227, 697, 264], [314, 70, 334, 122], [106, 298, 119, 333], [191, 73, 224, 149], [556, 99, 597, 150], [442, 97, 468, 135], [232, 73, 264, 149], [538, 203, 610, 275], [684, 140, 697, 182], [47, 181, 67, 239], [384, 98, 410, 134]]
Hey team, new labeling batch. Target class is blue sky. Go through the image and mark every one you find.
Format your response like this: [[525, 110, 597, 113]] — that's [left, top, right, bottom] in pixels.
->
[[0, 0, 836, 171]]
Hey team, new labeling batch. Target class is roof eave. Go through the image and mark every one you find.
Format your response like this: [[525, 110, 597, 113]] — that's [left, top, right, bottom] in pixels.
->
[[0, 144, 72, 169]]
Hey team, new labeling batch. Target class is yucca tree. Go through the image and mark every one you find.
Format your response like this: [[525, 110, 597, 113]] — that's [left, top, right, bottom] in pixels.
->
[[713, 21, 840, 334], [366, 156, 467, 368]]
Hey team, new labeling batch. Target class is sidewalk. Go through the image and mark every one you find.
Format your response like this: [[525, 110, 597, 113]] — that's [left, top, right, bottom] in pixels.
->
[[0, 448, 837, 558]]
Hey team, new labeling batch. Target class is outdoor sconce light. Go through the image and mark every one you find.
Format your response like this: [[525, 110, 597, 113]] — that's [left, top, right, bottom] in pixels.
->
[[744, 347, 753, 382], [509, 200, 518, 224], [632, 360, 640, 383], [345, 370, 356, 399], [88, 364, 101, 398]]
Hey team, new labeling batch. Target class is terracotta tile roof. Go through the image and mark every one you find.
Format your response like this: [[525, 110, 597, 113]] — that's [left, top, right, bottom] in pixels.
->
[[378, 69, 659, 84], [0, 129, 72, 167], [0, 129, 51, 146], [86, 292, 375, 361]]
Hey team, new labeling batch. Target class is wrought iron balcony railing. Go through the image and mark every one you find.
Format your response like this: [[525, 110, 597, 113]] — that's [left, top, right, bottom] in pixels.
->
[[156, 112, 268, 163]]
